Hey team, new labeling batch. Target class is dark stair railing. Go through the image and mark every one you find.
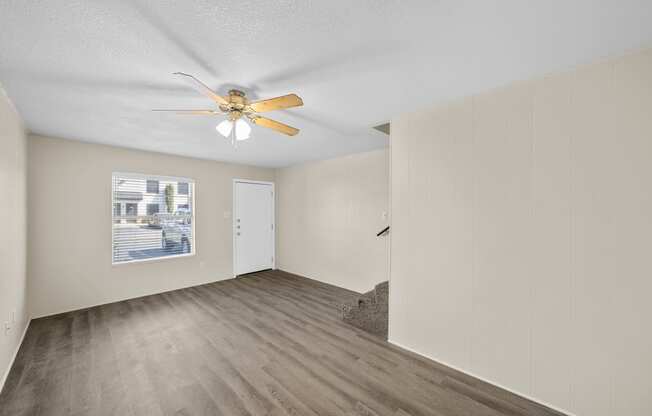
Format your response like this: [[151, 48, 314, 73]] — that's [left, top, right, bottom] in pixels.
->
[[376, 226, 390, 237]]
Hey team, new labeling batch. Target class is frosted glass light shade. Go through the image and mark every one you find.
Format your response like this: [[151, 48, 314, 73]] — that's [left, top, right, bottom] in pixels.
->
[[235, 118, 251, 141], [216, 120, 233, 137]]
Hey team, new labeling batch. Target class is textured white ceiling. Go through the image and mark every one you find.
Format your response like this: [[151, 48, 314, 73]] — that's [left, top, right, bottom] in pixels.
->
[[1, 1, 651, 167]]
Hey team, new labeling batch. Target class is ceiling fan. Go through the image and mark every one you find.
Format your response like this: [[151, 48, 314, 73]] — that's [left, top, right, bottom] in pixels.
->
[[153, 72, 303, 144]]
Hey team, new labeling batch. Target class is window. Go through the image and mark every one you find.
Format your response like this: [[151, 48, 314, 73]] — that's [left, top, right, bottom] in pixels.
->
[[112, 173, 194, 264], [146, 180, 159, 194], [113, 203, 121, 224], [125, 203, 138, 223], [147, 204, 159, 216]]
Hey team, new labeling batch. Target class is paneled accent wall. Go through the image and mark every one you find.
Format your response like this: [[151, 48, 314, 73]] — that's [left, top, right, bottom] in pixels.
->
[[389, 48, 652, 416]]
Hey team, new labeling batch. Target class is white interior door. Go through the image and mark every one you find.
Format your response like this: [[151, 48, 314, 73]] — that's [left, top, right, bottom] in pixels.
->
[[234, 180, 275, 276]]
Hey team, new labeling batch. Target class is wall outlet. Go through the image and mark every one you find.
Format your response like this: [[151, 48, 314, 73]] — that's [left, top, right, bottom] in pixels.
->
[[11, 309, 16, 324], [4, 321, 10, 334]]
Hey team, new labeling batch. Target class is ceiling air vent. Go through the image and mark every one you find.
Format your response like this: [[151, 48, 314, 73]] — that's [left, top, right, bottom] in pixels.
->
[[373, 123, 390, 135]]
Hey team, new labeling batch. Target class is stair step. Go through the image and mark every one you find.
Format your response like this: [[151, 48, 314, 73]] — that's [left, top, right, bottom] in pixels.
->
[[340, 281, 388, 339]]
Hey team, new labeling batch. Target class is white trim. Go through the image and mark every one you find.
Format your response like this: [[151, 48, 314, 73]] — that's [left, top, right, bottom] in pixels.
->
[[232, 179, 276, 277], [233, 178, 276, 186], [112, 171, 194, 183], [387, 339, 575, 416], [111, 172, 197, 266], [1, 319, 30, 394], [387, 128, 393, 341], [111, 252, 195, 266]]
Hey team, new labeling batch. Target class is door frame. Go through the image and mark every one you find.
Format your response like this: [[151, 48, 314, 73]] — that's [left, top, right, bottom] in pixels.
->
[[232, 179, 276, 277]]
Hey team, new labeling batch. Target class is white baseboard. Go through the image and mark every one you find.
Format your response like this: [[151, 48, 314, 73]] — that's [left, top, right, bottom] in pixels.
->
[[388, 338, 575, 416], [0, 318, 30, 394]]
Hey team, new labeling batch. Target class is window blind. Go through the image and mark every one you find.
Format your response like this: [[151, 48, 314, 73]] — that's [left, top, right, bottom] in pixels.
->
[[112, 173, 195, 263]]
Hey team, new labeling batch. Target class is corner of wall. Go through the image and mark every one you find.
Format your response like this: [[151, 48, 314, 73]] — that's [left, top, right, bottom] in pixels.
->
[[0, 83, 30, 395]]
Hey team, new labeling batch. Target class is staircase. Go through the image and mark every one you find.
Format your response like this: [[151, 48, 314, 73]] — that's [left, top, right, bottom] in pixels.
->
[[341, 281, 388, 339]]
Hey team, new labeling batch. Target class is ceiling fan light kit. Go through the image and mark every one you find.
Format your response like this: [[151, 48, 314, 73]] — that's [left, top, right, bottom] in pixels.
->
[[153, 73, 303, 147], [216, 119, 233, 138], [216, 117, 252, 145], [234, 118, 252, 141]]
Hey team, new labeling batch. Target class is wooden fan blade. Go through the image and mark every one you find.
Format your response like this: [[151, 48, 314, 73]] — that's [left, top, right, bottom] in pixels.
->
[[250, 116, 299, 136], [152, 109, 217, 115], [248, 94, 303, 113], [173, 72, 228, 105]]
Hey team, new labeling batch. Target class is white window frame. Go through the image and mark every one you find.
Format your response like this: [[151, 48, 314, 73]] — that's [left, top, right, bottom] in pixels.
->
[[111, 172, 196, 266]]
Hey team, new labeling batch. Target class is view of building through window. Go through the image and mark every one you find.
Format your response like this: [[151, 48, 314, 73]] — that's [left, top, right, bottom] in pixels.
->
[[112, 173, 194, 263]]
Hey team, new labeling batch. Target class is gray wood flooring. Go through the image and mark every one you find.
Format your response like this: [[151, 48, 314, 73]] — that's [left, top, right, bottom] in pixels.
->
[[0, 270, 565, 416]]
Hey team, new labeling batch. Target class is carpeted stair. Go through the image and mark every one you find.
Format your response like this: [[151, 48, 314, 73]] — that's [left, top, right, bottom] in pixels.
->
[[341, 281, 388, 339]]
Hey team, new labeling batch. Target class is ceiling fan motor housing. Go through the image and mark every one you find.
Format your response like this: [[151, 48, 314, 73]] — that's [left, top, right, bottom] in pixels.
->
[[228, 110, 243, 121], [221, 89, 248, 113]]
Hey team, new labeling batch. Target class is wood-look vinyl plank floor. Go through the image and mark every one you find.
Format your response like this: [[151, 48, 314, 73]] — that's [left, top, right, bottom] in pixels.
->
[[0, 270, 566, 416]]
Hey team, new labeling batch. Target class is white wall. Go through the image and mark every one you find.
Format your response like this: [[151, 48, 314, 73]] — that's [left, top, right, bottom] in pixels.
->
[[277, 149, 389, 293], [0, 86, 28, 390], [389, 48, 652, 416], [27, 135, 274, 318]]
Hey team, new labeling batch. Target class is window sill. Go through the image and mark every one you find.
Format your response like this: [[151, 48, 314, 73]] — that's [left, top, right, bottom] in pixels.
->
[[111, 251, 196, 266]]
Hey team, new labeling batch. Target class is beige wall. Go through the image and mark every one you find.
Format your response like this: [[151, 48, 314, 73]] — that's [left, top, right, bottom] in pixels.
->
[[277, 149, 389, 293], [390, 48, 652, 416], [0, 86, 28, 389], [28, 135, 274, 318]]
